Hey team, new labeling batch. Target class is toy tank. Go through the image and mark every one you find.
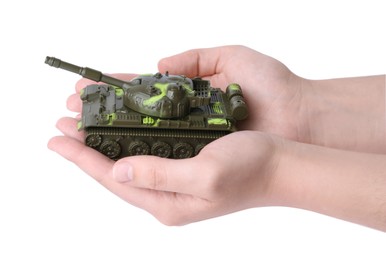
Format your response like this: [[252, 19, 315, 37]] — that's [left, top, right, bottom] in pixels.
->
[[45, 56, 248, 159]]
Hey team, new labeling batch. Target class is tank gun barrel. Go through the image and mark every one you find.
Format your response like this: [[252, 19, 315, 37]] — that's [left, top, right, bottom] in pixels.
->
[[45, 56, 129, 88]]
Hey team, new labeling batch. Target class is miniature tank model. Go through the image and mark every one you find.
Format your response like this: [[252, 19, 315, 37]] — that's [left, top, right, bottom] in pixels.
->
[[45, 56, 248, 159]]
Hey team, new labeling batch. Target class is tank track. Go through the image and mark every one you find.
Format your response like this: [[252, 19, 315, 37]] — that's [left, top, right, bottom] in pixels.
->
[[85, 127, 230, 160]]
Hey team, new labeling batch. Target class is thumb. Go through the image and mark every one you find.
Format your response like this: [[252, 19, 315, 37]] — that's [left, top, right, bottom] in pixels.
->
[[112, 156, 209, 195]]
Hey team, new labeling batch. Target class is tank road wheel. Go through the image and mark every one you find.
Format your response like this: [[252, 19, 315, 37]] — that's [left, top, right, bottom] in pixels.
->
[[128, 141, 150, 156], [100, 140, 121, 159], [151, 142, 172, 158], [173, 143, 194, 159], [85, 134, 102, 148]]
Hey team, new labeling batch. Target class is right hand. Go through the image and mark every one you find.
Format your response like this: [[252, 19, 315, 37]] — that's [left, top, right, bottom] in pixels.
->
[[158, 45, 307, 142], [158, 45, 386, 154]]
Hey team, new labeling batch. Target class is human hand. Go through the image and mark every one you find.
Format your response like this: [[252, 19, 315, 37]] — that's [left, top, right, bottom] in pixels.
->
[[158, 45, 306, 141], [49, 116, 283, 225], [158, 46, 386, 153]]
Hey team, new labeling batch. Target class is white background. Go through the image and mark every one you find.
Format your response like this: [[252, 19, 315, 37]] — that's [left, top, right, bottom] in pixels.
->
[[0, 0, 385, 259]]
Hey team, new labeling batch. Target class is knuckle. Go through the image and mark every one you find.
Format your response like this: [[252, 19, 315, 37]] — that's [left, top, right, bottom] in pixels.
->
[[145, 158, 168, 191], [202, 165, 225, 199]]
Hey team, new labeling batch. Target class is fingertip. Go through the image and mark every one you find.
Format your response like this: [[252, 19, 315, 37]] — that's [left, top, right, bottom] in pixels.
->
[[54, 117, 84, 142], [47, 136, 72, 155], [157, 57, 173, 73], [157, 56, 173, 73], [47, 136, 57, 151], [158, 47, 227, 78], [75, 78, 96, 93], [112, 160, 133, 183], [157, 50, 198, 77], [66, 93, 81, 112], [54, 117, 66, 131]]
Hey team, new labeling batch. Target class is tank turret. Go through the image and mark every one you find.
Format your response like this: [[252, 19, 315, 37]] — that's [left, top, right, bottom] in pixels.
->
[[46, 56, 248, 159], [45, 57, 212, 119]]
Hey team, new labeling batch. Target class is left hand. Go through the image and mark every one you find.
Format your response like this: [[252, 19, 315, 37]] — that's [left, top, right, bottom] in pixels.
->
[[49, 115, 283, 225]]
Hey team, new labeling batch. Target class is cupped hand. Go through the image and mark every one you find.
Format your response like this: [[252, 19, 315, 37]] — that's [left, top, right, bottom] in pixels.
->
[[158, 45, 307, 141], [49, 117, 283, 225]]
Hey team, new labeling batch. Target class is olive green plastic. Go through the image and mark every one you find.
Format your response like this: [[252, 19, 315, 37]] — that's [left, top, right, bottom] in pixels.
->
[[45, 56, 248, 159]]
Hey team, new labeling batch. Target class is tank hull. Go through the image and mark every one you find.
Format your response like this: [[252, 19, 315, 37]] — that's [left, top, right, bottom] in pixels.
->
[[80, 81, 242, 159]]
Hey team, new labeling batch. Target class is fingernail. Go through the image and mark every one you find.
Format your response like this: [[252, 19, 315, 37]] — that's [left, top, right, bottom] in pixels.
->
[[113, 162, 133, 182]]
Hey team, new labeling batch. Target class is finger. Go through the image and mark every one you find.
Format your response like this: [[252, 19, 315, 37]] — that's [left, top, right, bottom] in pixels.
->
[[75, 73, 138, 93], [47, 135, 149, 206], [112, 154, 214, 197], [66, 93, 81, 112], [47, 136, 139, 206], [56, 117, 84, 142], [48, 136, 113, 182], [158, 46, 236, 78], [112, 131, 272, 199], [48, 135, 209, 225]]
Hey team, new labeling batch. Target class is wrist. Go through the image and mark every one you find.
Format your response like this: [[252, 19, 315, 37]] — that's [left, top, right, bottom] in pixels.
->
[[297, 75, 386, 153], [270, 138, 386, 231]]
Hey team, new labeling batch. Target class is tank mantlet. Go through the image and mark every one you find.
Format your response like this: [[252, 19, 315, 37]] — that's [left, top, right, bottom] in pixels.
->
[[46, 57, 249, 159]]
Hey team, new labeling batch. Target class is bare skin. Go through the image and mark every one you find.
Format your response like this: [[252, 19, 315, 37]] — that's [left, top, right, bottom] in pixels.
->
[[48, 45, 386, 230]]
